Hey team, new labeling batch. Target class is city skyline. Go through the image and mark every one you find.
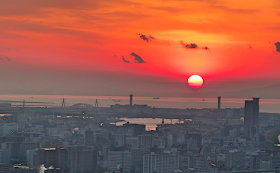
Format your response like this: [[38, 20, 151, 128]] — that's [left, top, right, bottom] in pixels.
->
[[2, 1, 280, 172], [1, 1, 280, 97]]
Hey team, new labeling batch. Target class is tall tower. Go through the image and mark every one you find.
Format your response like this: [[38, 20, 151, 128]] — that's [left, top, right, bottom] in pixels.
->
[[94, 99, 99, 107], [218, 96, 221, 116], [253, 98, 259, 136], [244, 98, 259, 140], [129, 94, 133, 106], [61, 98, 65, 108]]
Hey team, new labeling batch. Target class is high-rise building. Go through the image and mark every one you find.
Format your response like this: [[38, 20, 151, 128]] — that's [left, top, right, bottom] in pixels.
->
[[108, 150, 131, 173], [123, 123, 145, 136], [187, 134, 202, 148], [143, 153, 180, 173], [27, 149, 36, 166], [0, 149, 10, 163], [69, 147, 97, 173], [194, 155, 210, 172], [36, 147, 69, 171], [244, 98, 259, 140], [1, 142, 20, 162], [218, 96, 221, 116], [226, 149, 245, 170], [0, 163, 9, 173], [115, 133, 125, 147], [250, 153, 260, 170], [270, 156, 280, 169], [137, 135, 154, 148], [131, 148, 150, 173], [19, 142, 41, 162]]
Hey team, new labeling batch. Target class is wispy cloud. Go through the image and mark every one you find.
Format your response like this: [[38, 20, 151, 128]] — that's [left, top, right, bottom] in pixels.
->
[[181, 41, 209, 50], [0, 56, 11, 62], [210, 5, 259, 14], [180, 41, 198, 49], [122, 56, 130, 63]]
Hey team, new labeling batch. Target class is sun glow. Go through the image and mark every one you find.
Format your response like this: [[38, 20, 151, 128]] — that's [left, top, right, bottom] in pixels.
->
[[188, 75, 203, 89]]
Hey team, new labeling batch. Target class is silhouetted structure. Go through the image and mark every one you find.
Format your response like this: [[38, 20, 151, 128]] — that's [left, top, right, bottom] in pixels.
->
[[94, 99, 99, 107], [244, 98, 259, 141], [129, 94, 133, 106], [61, 98, 65, 108], [218, 96, 221, 116]]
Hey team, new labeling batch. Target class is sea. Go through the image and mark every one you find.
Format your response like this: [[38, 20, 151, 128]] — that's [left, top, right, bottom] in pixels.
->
[[1, 94, 280, 113], [112, 118, 187, 131]]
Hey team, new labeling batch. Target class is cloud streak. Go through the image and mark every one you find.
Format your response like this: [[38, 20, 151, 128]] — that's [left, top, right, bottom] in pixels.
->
[[181, 41, 209, 50], [122, 56, 130, 63], [0, 56, 11, 62]]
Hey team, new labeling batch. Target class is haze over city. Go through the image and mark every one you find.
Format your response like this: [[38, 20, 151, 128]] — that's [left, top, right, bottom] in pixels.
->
[[1, 1, 280, 173]]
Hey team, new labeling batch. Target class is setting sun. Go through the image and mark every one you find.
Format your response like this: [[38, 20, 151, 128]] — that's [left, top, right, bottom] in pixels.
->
[[188, 75, 203, 89]]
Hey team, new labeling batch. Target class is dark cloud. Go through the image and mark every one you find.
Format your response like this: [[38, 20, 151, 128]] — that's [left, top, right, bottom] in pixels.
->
[[275, 42, 280, 52], [5, 57, 11, 61], [180, 41, 198, 49], [181, 41, 209, 50], [201, 46, 209, 50], [130, 52, 146, 63], [0, 56, 11, 62], [112, 55, 117, 58], [137, 33, 155, 42], [122, 56, 130, 63]]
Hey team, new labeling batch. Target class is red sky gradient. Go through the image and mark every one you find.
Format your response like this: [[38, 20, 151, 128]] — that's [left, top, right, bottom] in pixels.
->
[[1, 0, 280, 97]]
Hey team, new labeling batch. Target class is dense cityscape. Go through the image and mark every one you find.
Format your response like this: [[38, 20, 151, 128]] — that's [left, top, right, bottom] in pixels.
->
[[2, 0, 280, 172], [0, 95, 279, 173]]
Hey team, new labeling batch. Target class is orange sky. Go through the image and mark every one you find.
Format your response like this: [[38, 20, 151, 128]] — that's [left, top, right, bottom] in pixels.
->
[[1, 0, 280, 97]]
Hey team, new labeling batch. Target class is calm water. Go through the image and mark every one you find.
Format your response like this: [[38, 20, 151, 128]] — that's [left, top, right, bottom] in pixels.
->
[[0, 94, 280, 113], [112, 118, 188, 131]]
